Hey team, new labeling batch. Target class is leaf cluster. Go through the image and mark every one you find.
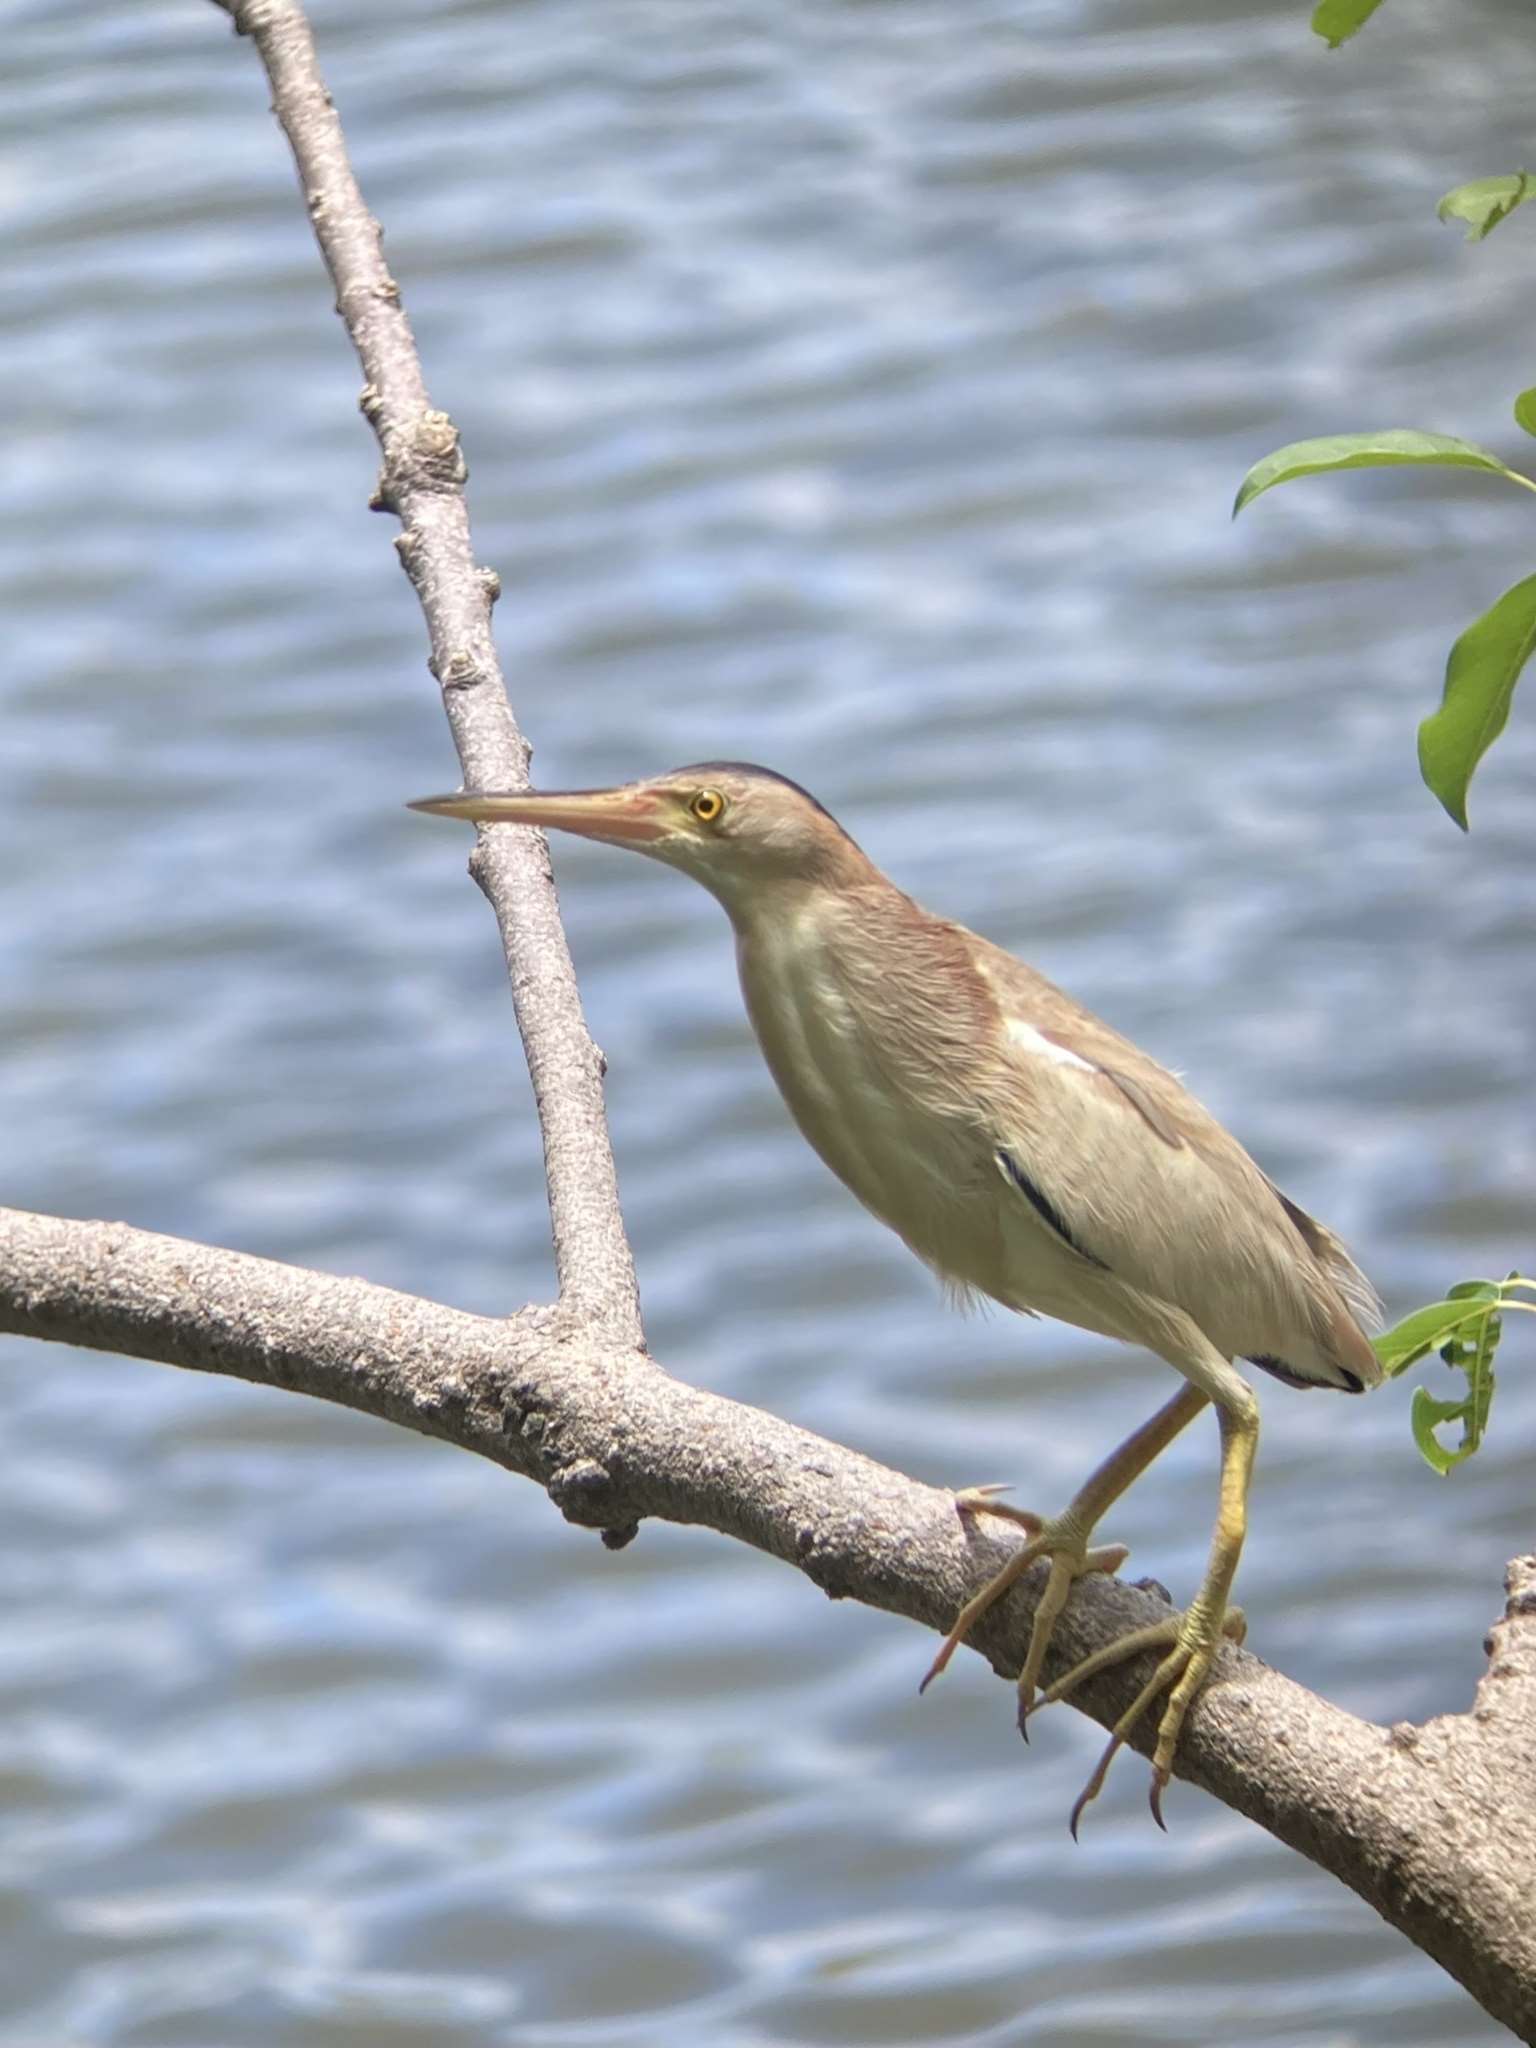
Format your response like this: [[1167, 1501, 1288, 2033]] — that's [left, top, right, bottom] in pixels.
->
[[1246, 7, 1533, 1480], [1237, 6, 1536, 827], [1373, 1278, 1532, 1473]]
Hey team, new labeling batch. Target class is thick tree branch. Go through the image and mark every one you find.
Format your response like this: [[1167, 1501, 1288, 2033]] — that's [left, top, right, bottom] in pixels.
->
[[212, 0, 640, 1344], [2, 1205, 1534, 2040]]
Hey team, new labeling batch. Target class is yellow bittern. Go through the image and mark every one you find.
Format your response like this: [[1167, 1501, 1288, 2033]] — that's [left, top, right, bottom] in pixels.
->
[[413, 763, 1380, 1829]]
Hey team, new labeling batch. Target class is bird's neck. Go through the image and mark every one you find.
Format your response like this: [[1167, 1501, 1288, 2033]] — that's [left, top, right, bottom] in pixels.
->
[[726, 863, 934, 1039], [711, 832, 886, 934]]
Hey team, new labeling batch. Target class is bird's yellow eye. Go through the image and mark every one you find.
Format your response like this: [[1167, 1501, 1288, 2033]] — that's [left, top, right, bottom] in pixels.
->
[[690, 788, 726, 824]]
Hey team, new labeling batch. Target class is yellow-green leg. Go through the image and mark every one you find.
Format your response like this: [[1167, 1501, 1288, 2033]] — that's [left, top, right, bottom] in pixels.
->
[[1027, 1357, 1259, 1835], [919, 1381, 1208, 1717]]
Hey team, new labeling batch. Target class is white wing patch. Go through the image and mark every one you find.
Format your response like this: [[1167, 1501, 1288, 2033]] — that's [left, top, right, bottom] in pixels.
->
[[1006, 1014, 1186, 1149], [1006, 1016, 1097, 1072]]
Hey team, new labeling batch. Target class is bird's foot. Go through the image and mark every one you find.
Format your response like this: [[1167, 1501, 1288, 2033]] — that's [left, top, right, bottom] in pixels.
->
[[918, 1486, 1130, 1720], [1023, 1597, 1247, 1837]]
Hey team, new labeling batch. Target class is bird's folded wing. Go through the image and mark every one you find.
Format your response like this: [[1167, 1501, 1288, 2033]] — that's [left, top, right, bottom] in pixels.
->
[[979, 982, 1376, 1365]]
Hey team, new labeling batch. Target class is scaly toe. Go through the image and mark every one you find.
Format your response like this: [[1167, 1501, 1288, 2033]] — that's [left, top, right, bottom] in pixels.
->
[[1045, 1603, 1241, 1835], [919, 1526, 1052, 1695], [1030, 1616, 1182, 1715], [954, 1486, 1044, 1537], [923, 1502, 1127, 1708]]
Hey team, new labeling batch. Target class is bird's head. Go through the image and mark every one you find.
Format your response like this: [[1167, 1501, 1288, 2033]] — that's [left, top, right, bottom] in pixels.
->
[[410, 762, 865, 916]]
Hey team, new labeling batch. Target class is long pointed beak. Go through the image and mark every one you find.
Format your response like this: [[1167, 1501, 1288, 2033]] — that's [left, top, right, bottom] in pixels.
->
[[409, 784, 670, 845]]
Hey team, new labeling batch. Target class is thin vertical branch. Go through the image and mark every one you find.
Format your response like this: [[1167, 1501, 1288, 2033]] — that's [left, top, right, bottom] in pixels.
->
[[213, 0, 642, 1343]]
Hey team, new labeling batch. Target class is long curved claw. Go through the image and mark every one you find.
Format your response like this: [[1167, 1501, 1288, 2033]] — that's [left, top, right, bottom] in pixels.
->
[[1069, 1729, 1129, 1842], [1149, 1770, 1170, 1833]]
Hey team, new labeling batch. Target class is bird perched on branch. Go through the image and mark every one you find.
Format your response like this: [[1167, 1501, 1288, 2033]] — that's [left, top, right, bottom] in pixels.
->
[[413, 763, 1380, 1830]]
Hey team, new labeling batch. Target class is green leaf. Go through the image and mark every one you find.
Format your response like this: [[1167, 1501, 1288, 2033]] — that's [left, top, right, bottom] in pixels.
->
[[1411, 1387, 1471, 1475], [1311, 0, 1386, 48], [1374, 1297, 1494, 1376], [1233, 431, 1535, 518], [1437, 173, 1535, 242], [1407, 1306, 1499, 1474], [1444, 1278, 1504, 1304], [1418, 571, 1536, 828], [1514, 389, 1536, 440], [1393, 1276, 1525, 1472], [1452, 1310, 1499, 1455]]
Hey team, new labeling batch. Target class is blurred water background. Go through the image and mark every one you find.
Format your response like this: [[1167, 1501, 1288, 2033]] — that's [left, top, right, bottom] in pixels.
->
[[3, 0, 1535, 2041]]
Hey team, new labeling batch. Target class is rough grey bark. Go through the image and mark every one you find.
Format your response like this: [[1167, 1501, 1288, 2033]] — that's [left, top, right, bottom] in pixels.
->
[[0, 2, 1529, 2040]]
